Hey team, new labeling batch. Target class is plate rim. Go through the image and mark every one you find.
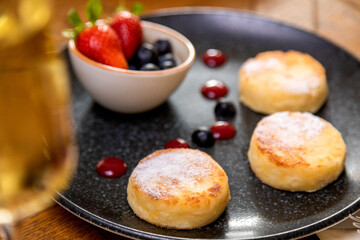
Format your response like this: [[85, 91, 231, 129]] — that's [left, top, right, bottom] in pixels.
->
[[58, 8, 360, 239], [140, 6, 360, 62], [56, 193, 360, 240]]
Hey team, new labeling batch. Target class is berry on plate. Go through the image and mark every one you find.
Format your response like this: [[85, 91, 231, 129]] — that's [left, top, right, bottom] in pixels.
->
[[210, 121, 236, 140], [164, 138, 190, 149], [215, 101, 236, 120], [202, 49, 227, 67], [201, 79, 228, 99], [192, 127, 215, 148]]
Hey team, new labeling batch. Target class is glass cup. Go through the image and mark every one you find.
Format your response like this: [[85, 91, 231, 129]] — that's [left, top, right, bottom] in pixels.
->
[[0, 0, 78, 238]]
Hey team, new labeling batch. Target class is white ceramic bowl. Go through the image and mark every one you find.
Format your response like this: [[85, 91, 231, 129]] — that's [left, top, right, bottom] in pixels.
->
[[68, 21, 195, 113]]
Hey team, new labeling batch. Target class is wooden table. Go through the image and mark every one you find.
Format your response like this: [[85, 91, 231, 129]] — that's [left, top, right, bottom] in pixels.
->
[[20, 0, 360, 239]]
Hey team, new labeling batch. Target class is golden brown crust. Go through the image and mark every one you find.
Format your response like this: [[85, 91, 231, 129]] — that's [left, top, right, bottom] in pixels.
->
[[131, 149, 225, 201], [127, 148, 230, 229], [208, 183, 222, 197], [248, 112, 346, 192], [239, 50, 328, 114], [256, 137, 308, 168]]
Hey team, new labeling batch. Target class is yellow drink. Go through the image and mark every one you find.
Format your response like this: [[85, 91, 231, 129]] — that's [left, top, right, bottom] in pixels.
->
[[0, 0, 77, 223]]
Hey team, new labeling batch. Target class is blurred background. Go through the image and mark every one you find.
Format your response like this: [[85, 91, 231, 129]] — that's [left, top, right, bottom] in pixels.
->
[[50, 0, 360, 59], [21, 0, 360, 239]]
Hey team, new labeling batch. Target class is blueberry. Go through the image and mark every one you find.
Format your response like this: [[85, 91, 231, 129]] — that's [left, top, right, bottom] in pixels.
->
[[128, 55, 140, 70], [137, 43, 158, 66], [128, 64, 138, 70], [161, 60, 177, 69], [192, 128, 215, 147], [158, 53, 176, 69], [215, 101, 236, 120], [154, 39, 172, 55], [140, 63, 160, 71]]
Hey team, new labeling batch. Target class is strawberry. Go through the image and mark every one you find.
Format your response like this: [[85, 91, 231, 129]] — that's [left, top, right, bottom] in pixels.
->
[[110, 10, 142, 60], [64, 0, 128, 69], [76, 25, 128, 69]]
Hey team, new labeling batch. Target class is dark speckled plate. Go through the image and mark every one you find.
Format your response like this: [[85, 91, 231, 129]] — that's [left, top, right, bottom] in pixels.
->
[[57, 9, 360, 240]]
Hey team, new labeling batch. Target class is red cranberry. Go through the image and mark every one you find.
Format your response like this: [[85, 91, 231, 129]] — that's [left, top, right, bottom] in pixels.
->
[[96, 157, 127, 178], [210, 121, 236, 140], [165, 138, 190, 149], [202, 49, 227, 67], [201, 79, 228, 99]]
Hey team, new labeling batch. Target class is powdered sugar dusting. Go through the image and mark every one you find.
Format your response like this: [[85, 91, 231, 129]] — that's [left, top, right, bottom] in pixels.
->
[[131, 150, 214, 199], [242, 58, 282, 75], [241, 53, 324, 95], [285, 76, 321, 94], [256, 112, 326, 148]]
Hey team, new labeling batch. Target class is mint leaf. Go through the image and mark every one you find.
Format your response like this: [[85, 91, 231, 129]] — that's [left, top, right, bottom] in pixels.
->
[[131, 2, 144, 15], [67, 9, 84, 30], [86, 0, 102, 24]]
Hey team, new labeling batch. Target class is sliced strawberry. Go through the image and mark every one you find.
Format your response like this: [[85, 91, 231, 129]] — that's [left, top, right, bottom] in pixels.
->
[[76, 25, 128, 69], [110, 11, 142, 60], [64, 0, 128, 69]]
